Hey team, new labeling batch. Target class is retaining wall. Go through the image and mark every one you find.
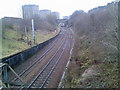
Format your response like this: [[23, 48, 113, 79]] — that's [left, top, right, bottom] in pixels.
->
[[1, 34, 59, 68]]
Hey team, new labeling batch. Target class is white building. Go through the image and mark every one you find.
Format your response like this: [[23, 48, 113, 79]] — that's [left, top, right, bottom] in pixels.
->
[[22, 5, 39, 19]]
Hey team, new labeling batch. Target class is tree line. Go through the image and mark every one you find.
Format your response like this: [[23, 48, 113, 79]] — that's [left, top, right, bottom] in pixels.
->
[[68, 1, 119, 62]]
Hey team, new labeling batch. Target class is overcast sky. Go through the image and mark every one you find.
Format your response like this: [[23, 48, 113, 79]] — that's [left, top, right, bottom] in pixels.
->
[[0, 0, 115, 19]]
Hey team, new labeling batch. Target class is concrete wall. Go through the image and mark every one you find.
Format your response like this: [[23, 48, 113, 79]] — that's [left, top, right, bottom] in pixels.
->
[[2, 33, 59, 68]]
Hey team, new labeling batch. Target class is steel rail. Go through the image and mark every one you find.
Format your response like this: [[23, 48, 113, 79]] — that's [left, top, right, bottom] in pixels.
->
[[12, 34, 64, 82], [39, 40, 68, 88], [25, 37, 66, 89]]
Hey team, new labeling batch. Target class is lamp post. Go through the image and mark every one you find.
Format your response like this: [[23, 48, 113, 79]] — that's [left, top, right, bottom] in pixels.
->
[[31, 19, 35, 44]]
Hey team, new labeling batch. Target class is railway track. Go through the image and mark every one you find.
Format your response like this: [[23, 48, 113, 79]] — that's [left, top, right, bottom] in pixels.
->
[[8, 27, 74, 88], [10, 30, 66, 85], [26, 38, 67, 88], [12, 33, 64, 82], [46, 28, 74, 88]]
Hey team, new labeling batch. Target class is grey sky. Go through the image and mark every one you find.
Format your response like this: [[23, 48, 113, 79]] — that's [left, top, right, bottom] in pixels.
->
[[0, 0, 115, 19]]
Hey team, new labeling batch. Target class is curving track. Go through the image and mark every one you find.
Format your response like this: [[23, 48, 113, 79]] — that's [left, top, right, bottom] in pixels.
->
[[8, 27, 74, 88]]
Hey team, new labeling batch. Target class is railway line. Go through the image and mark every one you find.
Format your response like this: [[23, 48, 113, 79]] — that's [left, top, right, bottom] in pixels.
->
[[26, 38, 67, 88], [8, 27, 74, 88], [12, 33, 65, 83]]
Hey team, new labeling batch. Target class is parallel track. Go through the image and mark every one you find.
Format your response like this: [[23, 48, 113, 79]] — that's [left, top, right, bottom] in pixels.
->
[[26, 38, 67, 88], [10, 28, 73, 89], [12, 34, 65, 83], [12, 34, 62, 82]]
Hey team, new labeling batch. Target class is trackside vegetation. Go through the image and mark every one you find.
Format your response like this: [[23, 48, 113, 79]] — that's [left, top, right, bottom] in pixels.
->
[[61, 1, 119, 88]]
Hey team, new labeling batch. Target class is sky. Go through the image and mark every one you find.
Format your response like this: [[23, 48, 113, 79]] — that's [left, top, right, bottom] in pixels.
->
[[0, 0, 116, 19]]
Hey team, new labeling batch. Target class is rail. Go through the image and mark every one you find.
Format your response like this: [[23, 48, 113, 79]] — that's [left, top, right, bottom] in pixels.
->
[[25, 38, 66, 88]]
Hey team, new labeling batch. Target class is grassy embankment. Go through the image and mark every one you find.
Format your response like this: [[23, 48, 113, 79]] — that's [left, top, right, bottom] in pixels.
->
[[60, 2, 119, 88], [1, 27, 60, 59], [61, 34, 118, 88], [0, 19, 2, 59]]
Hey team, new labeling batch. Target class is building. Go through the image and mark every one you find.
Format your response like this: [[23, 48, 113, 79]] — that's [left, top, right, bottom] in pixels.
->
[[2, 17, 22, 30], [57, 19, 68, 27], [22, 5, 39, 19], [52, 12, 60, 19], [63, 16, 69, 19], [39, 10, 51, 19], [2, 17, 22, 26], [39, 10, 59, 19]]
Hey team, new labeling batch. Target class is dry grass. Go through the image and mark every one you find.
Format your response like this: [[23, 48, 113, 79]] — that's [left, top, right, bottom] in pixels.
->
[[1, 28, 60, 59], [61, 33, 119, 88]]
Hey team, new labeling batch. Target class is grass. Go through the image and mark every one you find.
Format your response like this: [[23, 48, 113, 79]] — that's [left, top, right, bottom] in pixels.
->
[[0, 19, 2, 59], [95, 61, 119, 88], [60, 33, 119, 88], [2, 29, 29, 58], [1, 27, 60, 59]]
